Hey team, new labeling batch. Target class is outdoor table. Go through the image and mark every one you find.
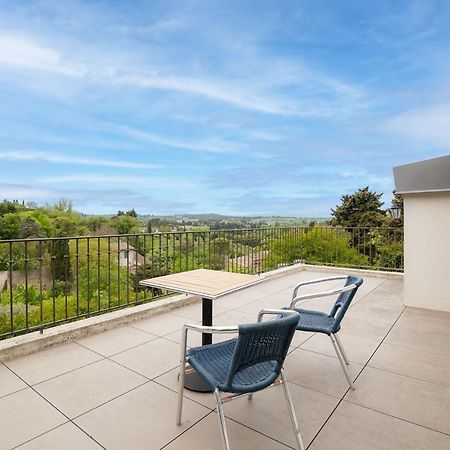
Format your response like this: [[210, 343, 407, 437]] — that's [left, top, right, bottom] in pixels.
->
[[140, 269, 262, 391]]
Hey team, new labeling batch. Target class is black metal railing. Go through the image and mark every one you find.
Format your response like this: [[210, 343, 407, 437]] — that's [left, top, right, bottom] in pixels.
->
[[0, 226, 403, 339]]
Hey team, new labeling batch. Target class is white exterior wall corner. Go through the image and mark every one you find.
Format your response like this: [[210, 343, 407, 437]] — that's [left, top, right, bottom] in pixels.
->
[[403, 192, 450, 312]]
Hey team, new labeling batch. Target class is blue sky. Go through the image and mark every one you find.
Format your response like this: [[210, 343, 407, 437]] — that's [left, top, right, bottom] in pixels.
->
[[0, 0, 449, 216]]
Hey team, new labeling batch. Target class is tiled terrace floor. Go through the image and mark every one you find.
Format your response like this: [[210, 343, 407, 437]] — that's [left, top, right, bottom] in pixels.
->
[[1, 269, 450, 449]]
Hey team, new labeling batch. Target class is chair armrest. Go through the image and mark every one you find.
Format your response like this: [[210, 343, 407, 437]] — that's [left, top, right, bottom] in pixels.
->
[[292, 276, 347, 300], [179, 324, 239, 363], [183, 323, 239, 334], [257, 308, 300, 322], [290, 284, 356, 309]]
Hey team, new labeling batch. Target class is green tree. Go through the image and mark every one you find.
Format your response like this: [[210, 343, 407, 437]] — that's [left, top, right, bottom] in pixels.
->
[[53, 217, 78, 237], [85, 216, 108, 233], [18, 217, 46, 239], [53, 199, 73, 215], [28, 210, 53, 236], [266, 228, 368, 268], [113, 215, 139, 235], [0, 213, 22, 240], [0, 199, 24, 216], [331, 187, 385, 227], [126, 209, 137, 218], [52, 217, 76, 283]]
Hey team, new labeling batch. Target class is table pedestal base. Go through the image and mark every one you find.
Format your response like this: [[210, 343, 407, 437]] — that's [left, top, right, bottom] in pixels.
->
[[183, 366, 213, 393]]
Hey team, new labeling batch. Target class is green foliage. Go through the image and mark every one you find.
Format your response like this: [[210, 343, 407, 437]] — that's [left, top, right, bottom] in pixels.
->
[[266, 228, 369, 268], [113, 215, 139, 235], [0, 199, 26, 216], [369, 228, 404, 270], [85, 216, 108, 233], [0, 213, 22, 240], [53, 216, 78, 237], [52, 239, 71, 282], [331, 187, 385, 227], [18, 217, 46, 239], [25, 210, 53, 236], [131, 258, 171, 294], [52, 199, 73, 215]]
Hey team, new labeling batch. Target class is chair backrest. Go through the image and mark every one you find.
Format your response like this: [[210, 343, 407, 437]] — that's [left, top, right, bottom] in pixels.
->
[[329, 275, 363, 333], [223, 313, 299, 393]]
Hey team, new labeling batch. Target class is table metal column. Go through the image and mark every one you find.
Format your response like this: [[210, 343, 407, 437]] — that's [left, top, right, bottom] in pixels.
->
[[202, 297, 213, 345]]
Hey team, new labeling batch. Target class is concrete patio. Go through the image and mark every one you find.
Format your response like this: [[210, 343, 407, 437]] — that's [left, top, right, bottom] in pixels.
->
[[1, 268, 450, 449]]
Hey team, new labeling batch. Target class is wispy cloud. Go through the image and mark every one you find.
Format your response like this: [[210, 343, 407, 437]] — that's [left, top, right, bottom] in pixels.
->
[[383, 104, 450, 147], [0, 33, 367, 117], [39, 174, 196, 189], [0, 34, 294, 115], [112, 17, 188, 37], [0, 151, 161, 169], [0, 34, 86, 76], [116, 126, 239, 154], [0, 182, 58, 200]]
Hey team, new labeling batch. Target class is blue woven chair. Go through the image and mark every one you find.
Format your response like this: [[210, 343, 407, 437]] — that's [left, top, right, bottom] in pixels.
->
[[176, 309, 304, 450], [287, 275, 363, 389]]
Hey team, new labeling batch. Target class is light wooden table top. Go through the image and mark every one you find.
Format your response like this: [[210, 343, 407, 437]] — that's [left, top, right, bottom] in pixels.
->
[[140, 269, 263, 299]]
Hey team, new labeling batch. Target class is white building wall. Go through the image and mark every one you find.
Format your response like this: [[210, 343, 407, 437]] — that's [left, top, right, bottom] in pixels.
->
[[404, 192, 450, 312]]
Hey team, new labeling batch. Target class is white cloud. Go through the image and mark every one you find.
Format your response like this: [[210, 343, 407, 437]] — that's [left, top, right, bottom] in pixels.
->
[[0, 35, 86, 76], [0, 34, 293, 115], [0, 182, 58, 199], [0, 33, 364, 117], [383, 104, 450, 147], [0, 151, 161, 169], [117, 125, 239, 154], [38, 174, 196, 189], [114, 73, 295, 115]]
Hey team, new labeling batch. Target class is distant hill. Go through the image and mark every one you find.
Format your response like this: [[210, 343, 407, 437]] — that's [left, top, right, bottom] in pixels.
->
[[138, 213, 329, 222]]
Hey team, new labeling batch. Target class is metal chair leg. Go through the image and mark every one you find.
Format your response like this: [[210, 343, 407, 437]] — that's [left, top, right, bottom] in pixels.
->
[[280, 369, 305, 450], [214, 389, 231, 450], [330, 335, 355, 390], [176, 327, 188, 425], [334, 333, 350, 365]]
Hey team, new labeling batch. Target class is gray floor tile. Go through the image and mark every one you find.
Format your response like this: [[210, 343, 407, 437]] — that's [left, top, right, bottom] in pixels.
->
[[130, 312, 197, 336], [164, 325, 234, 348], [224, 381, 339, 448], [0, 388, 66, 449], [76, 325, 157, 356], [16, 422, 103, 450], [5, 342, 102, 385], [385, 307, 450, 358], [284, 348, 363, 398], [346, 366, 450, 434], [0, 363, 27, 398], [74, 381, 209, 450], [309, 400, 450, 450], [154, 366, 217, 410], [369, 342, 450, 387], [111, 337, 180, 379], [34, 359, 147, 418], [300, 331, 380, 364], [171, 301, 228, 321], [213, 308, 257, 325], [165, 412, 292, 449]]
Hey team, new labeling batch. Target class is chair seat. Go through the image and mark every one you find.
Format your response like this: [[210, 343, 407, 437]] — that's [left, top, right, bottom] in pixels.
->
[[188, 338, 278, 394], [294, 308, 340, 335]]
